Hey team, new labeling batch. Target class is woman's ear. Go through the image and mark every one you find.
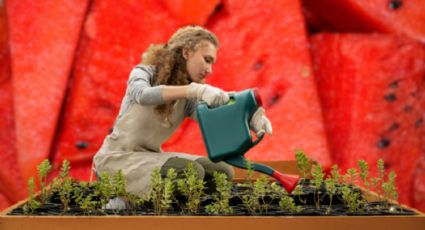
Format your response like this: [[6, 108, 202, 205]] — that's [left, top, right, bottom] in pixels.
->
[[182, 47, 190, 60]]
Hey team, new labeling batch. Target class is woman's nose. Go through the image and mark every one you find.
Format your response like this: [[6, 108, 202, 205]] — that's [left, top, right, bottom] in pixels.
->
[[206, 65, 212, 74]]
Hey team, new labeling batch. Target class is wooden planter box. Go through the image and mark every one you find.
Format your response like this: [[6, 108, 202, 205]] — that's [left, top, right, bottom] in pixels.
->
[[1, 161, 424, 230]]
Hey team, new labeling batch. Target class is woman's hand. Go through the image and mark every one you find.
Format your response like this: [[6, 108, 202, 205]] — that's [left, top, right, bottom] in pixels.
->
[[187, 83, 229, 107], [249, 107, 272, 137]]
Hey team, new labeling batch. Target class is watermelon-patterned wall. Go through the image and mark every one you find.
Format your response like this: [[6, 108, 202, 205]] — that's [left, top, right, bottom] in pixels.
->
[[0, 0, 424, 212]]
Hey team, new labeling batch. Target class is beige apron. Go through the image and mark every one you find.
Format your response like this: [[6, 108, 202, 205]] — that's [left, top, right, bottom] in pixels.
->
[[93, 99, 200, 196]]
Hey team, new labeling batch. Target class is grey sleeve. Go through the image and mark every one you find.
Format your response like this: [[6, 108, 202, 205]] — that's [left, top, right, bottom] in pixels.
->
[[185, 99, 200, 121], [127, 65, 165, 105]]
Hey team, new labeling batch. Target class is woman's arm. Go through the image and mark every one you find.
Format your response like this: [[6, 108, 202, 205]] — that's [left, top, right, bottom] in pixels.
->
[[162, 85, 190, 102], [128, 65, 228, 106], [127, 66, 188, 105]]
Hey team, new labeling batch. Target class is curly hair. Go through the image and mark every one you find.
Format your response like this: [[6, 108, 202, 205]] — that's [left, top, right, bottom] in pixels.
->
[[141, 25, 219, 120]]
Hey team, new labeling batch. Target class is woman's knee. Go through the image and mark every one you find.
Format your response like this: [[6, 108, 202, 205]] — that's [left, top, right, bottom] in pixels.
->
[[195, 157, 234, 180], [160, 157, 205, 180]]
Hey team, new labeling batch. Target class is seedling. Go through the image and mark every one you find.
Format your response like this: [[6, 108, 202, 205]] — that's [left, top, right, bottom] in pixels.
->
[[253, 175, 272, 214], [278, 195, 302, 213], [291, 184, 307, 205], [74, 181, 98, 215], [370, 159, 386, 203], [382, 171, 398, 210], [58, 160, 72, 214], [241, 160, 262, 214], [205, 172, 233, 215], [37, 159, 52, 203], [343, 168, 358, 185], [95, 172, 115, 212], [358, 160, 370, 189], [378, 159, 385, 181], [341, 168, 365, 213], [246, 175, 296, 215], [245, 159, 254, 181], [150, 167, 177, 215], [112, 169, 128, 198], [59, 177, 73, 214], [177, 163, 205, 214], [271, 182, 301, 213], [60, 159, 70, 179], [295, 149, 312, 179], [311, 164, 324, 209], [79, 194, 98, 215], [23, 177, 41, 215], [330, 164, 340, 184], [325, 164, 340, 214], [101, 169, 129, 213], [340, 185, 365, 213]]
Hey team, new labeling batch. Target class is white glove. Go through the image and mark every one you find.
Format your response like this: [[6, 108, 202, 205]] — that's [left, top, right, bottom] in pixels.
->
[[187, 82, 229, 107], [249, 107, 272, 136]]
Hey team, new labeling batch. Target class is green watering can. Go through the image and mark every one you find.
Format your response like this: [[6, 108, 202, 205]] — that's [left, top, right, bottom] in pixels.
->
[[196, 89, 299, 193]]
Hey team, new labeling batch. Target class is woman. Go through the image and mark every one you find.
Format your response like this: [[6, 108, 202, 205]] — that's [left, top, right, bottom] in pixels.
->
[[93, 25, 272, 200]]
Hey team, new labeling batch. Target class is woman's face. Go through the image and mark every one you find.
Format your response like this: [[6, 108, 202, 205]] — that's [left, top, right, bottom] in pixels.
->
[[183, 41, 217, 83]]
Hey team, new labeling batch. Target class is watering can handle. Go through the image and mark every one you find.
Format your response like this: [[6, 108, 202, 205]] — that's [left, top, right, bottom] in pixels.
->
[[252, 132, 265, 146], [229, 89, 265, 146], [227, 92, 236, 104]]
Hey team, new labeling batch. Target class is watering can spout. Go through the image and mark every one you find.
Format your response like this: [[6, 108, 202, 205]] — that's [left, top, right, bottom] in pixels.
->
[[225, 155, 299, 194], [272, 171, 300, 193]]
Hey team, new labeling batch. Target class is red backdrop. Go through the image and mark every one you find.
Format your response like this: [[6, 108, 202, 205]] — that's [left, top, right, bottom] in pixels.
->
[[0, 0, 424, 212]]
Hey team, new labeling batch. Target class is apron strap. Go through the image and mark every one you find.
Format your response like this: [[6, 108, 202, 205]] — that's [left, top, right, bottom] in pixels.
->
[[90, 162, 96, 183]]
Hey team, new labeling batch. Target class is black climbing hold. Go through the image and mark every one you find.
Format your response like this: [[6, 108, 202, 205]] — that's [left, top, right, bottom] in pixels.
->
[[377, 138, 391, 149], [416, 118, 424, 127], [75, 141, 89, 150], [384, 93, 397, 102], [253, 60, 263, 71], [388, 122, 400, 131], [403, 105, 413, 112], [388, 0, 402, 10], [268, 93, 281, 107], [211, 3, 223, 15], [388, 80, 398, 89]]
